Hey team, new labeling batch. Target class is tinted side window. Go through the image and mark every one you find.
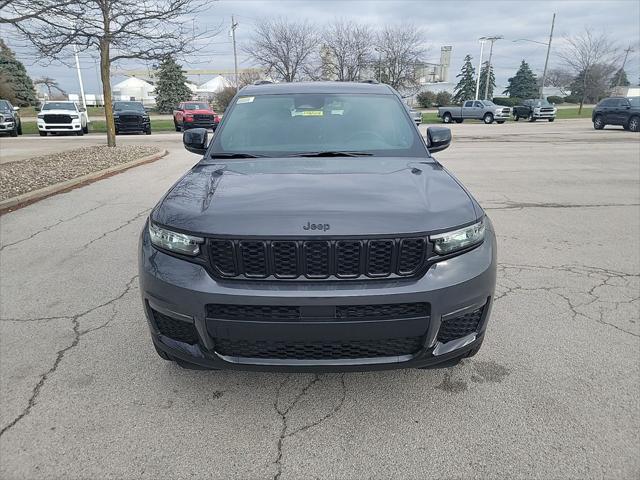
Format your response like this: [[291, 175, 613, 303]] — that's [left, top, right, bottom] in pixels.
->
[[599, 99, 614, 107], [474, 101, 483, 108], [463, 101, 473, 108]]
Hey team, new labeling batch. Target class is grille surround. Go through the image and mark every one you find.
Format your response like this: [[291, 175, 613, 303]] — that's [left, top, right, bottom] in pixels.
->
[[208, 237, 431, 281]]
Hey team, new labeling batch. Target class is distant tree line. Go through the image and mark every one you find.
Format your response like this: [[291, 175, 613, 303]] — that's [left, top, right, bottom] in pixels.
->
[[244, 17, 429, 92]]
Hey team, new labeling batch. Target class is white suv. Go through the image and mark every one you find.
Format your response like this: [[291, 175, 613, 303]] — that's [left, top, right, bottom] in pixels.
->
[[37, 101, 89, 136]]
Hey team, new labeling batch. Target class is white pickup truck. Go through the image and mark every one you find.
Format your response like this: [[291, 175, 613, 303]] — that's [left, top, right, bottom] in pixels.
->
[[437, 100, 511, 124], [37, 101, 89, 136]]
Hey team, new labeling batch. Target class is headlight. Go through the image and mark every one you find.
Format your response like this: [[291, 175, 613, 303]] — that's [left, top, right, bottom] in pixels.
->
[[149, 222, 203, 256], [430, 219, 485, 255], [37, 114, 45, 118], [70, 114, 79, 119]]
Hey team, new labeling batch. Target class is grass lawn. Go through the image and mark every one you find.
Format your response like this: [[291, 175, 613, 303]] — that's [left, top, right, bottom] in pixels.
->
[[21, 119, 175, 135], [422, 107, 593, 124]]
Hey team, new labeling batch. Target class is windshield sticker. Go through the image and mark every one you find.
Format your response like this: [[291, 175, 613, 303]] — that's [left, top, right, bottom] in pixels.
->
[[237, 96, 254, 104], [331, 109, 344, 115], [292, 110, 324, 117]]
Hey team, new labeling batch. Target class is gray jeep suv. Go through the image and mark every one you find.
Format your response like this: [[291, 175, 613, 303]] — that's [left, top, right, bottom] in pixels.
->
[[139, 81, 497, 371]]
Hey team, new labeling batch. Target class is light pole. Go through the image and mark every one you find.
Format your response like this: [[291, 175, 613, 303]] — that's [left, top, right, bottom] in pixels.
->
[[617, 45, 634, 87], [512, 12, 556, 99], [231, 15, 239, 91], [73, 44, 87, 110], [483, 36, 502, 100], [374, 47, 382, 83], [474, 37, 487, 100]]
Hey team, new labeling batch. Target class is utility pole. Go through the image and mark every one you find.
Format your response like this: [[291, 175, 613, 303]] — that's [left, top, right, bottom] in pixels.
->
[[617, 45, 634, 87], [73, 44, 87, 110], [475, 37, 487, 100], [483, 36, 502, 100], [231, 15, 239, 91], [539, 13, 556, 99]]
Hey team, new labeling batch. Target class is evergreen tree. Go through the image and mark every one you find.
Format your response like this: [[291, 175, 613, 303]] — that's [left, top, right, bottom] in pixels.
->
[[478, 61, 496, 100], [503, 60, 538, 99], [452, 54, 476, 104], [610, 68, 630, 87], [0, 39, 37, 106], [154, 56, 192, 113]]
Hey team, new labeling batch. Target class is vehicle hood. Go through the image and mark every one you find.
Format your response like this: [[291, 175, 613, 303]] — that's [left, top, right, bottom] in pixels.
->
[[114, 109, 147, 116], [152, 158, 479, 236], [184, 109, 216, 115], [39, 109, 78, 115], [0, 112, 15, 120]]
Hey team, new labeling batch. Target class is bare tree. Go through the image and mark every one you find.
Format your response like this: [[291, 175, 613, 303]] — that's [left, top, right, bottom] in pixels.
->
[[237, 69, 263, 88], [374, 25, 427, 92], [244, 18, 318, 82], [544, 67, 573, 96], [321, 20, 372, 81], [1, 0, 218, 146], [34, 76, 66, 98], [557, 28, 619, 113]]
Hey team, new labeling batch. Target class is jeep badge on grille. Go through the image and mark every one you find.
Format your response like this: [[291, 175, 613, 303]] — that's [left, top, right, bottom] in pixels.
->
[[303, 222, 330, 231]]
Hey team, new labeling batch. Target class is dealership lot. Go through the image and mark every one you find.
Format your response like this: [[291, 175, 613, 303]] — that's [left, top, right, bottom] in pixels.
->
[[0, 119, 638, 479]]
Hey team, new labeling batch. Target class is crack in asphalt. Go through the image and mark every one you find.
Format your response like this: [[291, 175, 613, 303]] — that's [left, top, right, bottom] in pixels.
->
[[495, 263, 639, 338], [272, 374, 347, 480], [0, 203, 106, 252], [484, 201, 640, 211], [0, 275, 139, 438], [80, 208, 151, 250]]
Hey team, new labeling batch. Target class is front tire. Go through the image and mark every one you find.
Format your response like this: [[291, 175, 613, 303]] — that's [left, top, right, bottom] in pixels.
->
[[17, 122, 22, 135], [442, 112, 452, 124], [39, 131, 47, 137], [77, 128, 83, 136], [593, 115, 605, 130], [174, 120, 181, 132], [514, 114, 520, 121], [454, 119, 463, 123], [483, 113, 494, 124], [628, 116, 639, 132], [528, 112, 535, 122], [548, 118, 555, 122], [496, 120, 505, 124], [9, 126, 18, 137], [83, 124, 89, 134], [146, 127, 152, 135]]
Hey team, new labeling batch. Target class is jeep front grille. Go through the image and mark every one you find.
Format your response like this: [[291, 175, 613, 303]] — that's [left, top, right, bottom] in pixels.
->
[[207, 237, 429, 280]]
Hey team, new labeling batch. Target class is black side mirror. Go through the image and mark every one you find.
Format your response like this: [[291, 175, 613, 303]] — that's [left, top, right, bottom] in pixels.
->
[[183, 128, 208, 155], [426, 126, 451, 153]]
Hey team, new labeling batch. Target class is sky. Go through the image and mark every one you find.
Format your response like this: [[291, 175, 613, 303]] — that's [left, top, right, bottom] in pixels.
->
[[3, 0, 639, 95]]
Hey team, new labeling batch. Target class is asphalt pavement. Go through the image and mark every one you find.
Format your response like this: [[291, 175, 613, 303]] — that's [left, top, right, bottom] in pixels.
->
[[0, 119, 638, 479]]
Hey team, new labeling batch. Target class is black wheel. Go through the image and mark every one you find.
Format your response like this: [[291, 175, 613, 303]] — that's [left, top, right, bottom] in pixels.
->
[[76, 129, 83, 136], [83, 123, 89, 134], [496, 120, 505, 124], [548, 118, 555, 122], [483, 113, 494, 124], [514, 114, 520, 121], [527, 112, 535, 122], [442, 112, 452, 124], [628, 116, 639, 132], [593, 115, 605, 130], [17, 122, 22, 135], [146, 127, 152, 135], [39, 131, 47, 137], [174, 120, 181, 132], [454, 119, 463, 124], [9, 126, 18, 137]]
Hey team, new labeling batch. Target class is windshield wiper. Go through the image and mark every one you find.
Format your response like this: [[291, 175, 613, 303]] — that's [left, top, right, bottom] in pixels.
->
[[287, 151, 373, 157], [210, 153, 267, 158]]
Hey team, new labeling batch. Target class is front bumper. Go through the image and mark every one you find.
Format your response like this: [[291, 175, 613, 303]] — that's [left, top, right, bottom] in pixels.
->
[[532, 111, 556, 118], [0, 121, 15, 131], [139, 220, 497, 371], [493, 112, 511, 120], [115, 119, 150, 133], [38, 120, 81, 132]]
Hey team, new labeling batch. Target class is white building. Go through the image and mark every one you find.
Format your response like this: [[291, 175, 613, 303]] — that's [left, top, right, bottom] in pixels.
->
[[112, 77, 156, 105], [197, 75, 232, 95]]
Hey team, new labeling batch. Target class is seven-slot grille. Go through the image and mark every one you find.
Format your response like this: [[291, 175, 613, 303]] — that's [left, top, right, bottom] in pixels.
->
[[208, 237, 429, 280], [43, 114, 72, 124]]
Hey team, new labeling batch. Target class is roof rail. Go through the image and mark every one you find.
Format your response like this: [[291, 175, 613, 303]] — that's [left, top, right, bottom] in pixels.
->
[[253, 80, 273, 85], [360, 79, 379, 84]]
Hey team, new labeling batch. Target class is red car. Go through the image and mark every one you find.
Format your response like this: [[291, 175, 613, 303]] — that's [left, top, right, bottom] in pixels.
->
[[173, 101, 220, 131]]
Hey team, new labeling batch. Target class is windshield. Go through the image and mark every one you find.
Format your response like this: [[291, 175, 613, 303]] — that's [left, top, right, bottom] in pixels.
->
[[532, 99, 552, 107], [0, 101, 11, 113], [42, 102, 75, 111], [210, 93, 425, 158], [628, 97, 640, 107], [114, 101, 145, 112], [184, 102, 210, 110]]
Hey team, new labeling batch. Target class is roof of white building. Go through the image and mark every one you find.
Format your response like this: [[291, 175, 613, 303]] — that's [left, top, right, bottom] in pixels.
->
[[197, 75, 232, 93]]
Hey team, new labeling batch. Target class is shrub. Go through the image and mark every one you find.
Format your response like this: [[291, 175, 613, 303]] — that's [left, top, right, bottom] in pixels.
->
[[214, 87, 237, 112], [563, 95, 580, 104], [416, 91, 436, 108], [546, 95, 564, 104], [492, 97, 521, 107], [435, 90, 452, 107]]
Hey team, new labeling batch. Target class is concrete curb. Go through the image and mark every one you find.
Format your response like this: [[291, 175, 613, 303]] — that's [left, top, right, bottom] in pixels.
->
[[0, 149, 168, 214]]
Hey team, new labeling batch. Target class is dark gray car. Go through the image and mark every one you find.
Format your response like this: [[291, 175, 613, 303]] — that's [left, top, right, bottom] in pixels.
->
[[139, 81, 497, 371]]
